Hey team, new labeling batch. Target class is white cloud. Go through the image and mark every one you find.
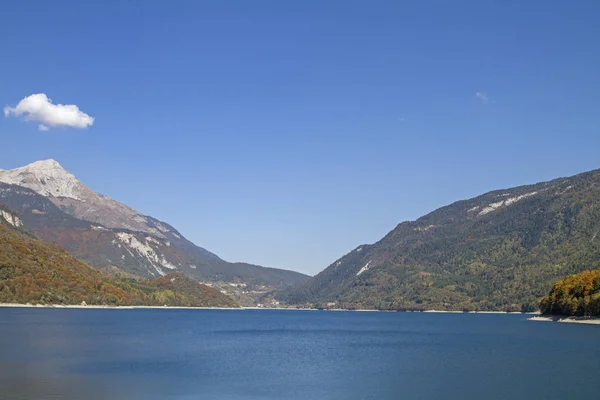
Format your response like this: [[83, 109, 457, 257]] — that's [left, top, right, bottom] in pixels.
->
[[4, 93, 94, 129], [475, 92, 489, 104]]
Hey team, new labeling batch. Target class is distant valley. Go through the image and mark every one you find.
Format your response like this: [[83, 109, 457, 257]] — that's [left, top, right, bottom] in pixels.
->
[[2, 159, 599, 312]]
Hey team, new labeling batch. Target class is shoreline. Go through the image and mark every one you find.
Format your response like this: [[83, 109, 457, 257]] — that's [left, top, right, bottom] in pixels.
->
[[423, 310, 531, 315], [528, 315, 600, 325], [0, 303, 323, 311], [0, 303, 243, 311], [0, 303, 537, 314]]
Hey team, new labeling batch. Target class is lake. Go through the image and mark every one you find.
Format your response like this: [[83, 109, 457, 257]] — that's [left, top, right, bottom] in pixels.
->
[[0, 308, 598, 400]]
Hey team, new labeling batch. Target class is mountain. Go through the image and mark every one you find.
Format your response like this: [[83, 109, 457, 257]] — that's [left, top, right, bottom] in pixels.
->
[[0, 206, 237, 307], [0, 159, 183, 236], [0, 160, 309, 290], [540, 269, 600, 317], [282, 168, 600, 312]]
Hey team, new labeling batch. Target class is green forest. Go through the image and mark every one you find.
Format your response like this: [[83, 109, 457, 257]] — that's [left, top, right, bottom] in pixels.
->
[[281, 169, 600, 312]]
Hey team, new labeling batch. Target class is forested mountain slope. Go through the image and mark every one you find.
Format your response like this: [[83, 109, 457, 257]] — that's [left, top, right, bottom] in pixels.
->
[[0, 208, 237, 307], [0, 160, 309, 289], [282, 169, 600, 311]]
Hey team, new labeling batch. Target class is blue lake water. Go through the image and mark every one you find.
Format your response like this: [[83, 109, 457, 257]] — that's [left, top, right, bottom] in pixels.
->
[[0, 308, 598, 400]]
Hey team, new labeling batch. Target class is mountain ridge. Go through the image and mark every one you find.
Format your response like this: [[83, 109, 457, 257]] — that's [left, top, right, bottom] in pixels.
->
[[281, 168, 600, 311], [0, 207, 238, 307], [0, 160, 309, 290], [0, 159, 195, 239]]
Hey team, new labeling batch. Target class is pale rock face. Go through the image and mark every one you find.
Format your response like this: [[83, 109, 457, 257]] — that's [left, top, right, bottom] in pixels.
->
[[115, 232, 177, 276], [0, 159, 180, 240], [146, 236, 161, 245], [0, 159, 82, 200], [504, 192, 538, 206], [479, 201, 505, 216], [478, 191, 538, 216], [1, 210, 23, 227], [557, 185, 573, 195], [414, 224, 436, 232], [356, 261, 372, 276]]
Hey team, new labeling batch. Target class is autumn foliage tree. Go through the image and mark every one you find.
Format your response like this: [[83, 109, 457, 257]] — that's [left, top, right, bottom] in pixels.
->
[[540, 269, 600, 316]]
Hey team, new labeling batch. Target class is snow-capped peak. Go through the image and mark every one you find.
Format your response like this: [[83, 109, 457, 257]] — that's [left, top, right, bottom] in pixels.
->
[[0, 159, 83, 200]]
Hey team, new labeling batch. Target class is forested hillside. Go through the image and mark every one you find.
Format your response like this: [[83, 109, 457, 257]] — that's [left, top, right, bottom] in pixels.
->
[[281, 168, 600, 312], [540, 269, 600, 316], [0, 211, 238, 307]]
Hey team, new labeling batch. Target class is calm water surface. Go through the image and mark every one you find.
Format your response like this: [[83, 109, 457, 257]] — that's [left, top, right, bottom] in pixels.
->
[[0, 308, 598, 400]]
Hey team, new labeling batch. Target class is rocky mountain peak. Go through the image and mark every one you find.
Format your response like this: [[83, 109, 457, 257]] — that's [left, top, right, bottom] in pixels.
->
[[0, 159, 184, 240], [0, 159, 82, 200], [0, 166, 311, 290], [28, 158, 63, 169]]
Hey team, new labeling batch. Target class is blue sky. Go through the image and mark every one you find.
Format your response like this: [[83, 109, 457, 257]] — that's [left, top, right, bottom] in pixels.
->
[[1, 1, 599, 275]]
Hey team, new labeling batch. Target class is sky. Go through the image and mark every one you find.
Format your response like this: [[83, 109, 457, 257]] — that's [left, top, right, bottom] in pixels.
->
[[0, 1, 599, 275]]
